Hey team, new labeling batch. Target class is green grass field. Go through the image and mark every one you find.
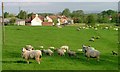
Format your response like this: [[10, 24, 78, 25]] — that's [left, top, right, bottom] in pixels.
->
[[2, 25, 118, 70]]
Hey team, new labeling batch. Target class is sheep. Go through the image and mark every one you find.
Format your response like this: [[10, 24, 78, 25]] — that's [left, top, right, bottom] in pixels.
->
[[89, 38, 95, 42], [112, 51, 118, 55], [39, 46, 44, 49], [67, 50, 76, 57], [25, 45, 34, 51], [82, 45, 100, 61], [60, 45, 69, 51], [22, 48, 42, 64], [96, 36, 100, 39], [55, 48, 66, 56], [41, 49, 53, 56], [94, 28, 98, 31], [113, 28, 118, 31], [76, 28, 80, 31], [49, 46, 55, 50]]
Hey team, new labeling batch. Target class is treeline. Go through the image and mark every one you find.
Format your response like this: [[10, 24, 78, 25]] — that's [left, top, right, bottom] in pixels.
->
[[4, 8, 119, 26], [61, 9, 118, 25]]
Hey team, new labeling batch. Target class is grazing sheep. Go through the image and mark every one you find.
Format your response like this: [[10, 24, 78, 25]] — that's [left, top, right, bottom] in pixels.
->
[[22, 48, 42, 64], [113, 28, 118, 31], [55, 48, 66, 56], [89, 38, 95, 42], [25, 45, 34, 51], [76, 28, 80, 31], [41, 49, 53, 56], [112, 51, 118, 55], [96, 36, 100, 39], [49, 47, 55, 50], [82, 45, 100, 61], [60, 45, 69, 51], [67, 50, 76, 57], [94, 28, 98, 31], [39, 46, 44, 49]]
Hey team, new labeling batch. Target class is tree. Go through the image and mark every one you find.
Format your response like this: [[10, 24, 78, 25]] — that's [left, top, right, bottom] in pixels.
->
[[4, 12, 9, 18], [86, 14, 96, 26], [9, 17, 16, 24], [62, 8, 71, 17], [71, 10, 84, 23], [17, 10, 27, 19]]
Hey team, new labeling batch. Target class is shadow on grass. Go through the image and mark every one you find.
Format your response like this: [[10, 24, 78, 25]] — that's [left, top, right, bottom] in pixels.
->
[[2, 60, 32, 64]]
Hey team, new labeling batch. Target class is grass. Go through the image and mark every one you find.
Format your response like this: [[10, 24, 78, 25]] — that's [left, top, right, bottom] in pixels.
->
[[2, 25, 118, 70]]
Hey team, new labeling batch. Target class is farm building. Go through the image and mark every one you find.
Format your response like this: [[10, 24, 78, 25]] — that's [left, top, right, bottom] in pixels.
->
[[31, 14, 43, 26]]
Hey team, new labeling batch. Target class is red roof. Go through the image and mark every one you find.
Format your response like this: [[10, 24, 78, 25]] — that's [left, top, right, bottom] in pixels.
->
[[48, 15, 57, 19], [42, 22, 53, 26], [32, 15, 44, 21]]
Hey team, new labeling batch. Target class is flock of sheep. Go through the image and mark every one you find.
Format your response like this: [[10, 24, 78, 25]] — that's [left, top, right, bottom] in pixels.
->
[[21, 44, 100, 64], [76, 25, 118, 31]]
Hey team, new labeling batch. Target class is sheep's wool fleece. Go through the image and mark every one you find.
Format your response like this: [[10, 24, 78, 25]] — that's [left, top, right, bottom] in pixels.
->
[[24, 50, 42, 58]]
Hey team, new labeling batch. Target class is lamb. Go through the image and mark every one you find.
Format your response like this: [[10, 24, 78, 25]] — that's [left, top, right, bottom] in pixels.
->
[[41, 49, 53, 56], [67, 50, 76, 57], [25, 45, 34, 51], [82, 45, 100, 61], [22, 48, 42, 64], [60, 45, 69, 51]]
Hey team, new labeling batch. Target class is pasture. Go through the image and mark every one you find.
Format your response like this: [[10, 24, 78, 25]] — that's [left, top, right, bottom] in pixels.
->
[[2, 25, 118, 70]]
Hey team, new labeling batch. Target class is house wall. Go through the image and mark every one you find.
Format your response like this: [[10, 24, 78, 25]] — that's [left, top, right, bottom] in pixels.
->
[[15, 21, 25, 25]]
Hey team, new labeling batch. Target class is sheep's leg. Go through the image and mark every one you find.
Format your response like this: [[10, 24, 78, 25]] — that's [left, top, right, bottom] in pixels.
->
[[97, 56, 99, 61], [87, 57, 89, 61], [36, 57, 40, 64], [27, 60, 29, 64]]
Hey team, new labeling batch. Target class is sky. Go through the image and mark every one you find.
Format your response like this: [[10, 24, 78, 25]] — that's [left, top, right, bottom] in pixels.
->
[[0, 1, 119, 16]]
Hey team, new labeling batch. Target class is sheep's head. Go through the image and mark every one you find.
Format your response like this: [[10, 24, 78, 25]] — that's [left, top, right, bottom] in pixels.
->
[[22, 47, 27, 53], [82, 45, 88, 53]]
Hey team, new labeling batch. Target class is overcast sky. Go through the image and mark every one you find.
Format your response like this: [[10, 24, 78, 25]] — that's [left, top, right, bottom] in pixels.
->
[[0, 2, 119, 16]]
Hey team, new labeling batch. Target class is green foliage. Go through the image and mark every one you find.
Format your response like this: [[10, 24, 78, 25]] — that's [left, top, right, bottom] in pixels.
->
[[17, 10, 27, 19], [62, 8, 71, 17], [86, 14, 96, 26], [9, 17, 16, 24], [4, 12, 9, 18], [53, 19, 58, 25], [4, 12, 15, 18]]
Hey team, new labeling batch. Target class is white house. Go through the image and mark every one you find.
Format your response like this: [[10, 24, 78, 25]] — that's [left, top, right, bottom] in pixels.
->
[[31, 14, 43, 26], [46, 16, 53, 22], [15, 19, 25, 26]]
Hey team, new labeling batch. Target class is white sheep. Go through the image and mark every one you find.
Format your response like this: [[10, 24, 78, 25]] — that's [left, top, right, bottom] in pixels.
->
[[82, 45, 100, 61], [39, 46, 44, 49], [22, 48, 42, 64], [89, 38, 95, 42], [60, 45, 69, 51], [67, 50, 76, 57], [55, 48, 66, 56], [25, 45, 34, 51], [49, 46, 55, 50], [42, 49, 53, 56]]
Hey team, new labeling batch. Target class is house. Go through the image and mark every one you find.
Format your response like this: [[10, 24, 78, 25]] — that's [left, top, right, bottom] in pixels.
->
[[45, 15, 57, 22], [31, 14, 43, 26], [42, 22, 53, 26], [15, 18, 25, 26]]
